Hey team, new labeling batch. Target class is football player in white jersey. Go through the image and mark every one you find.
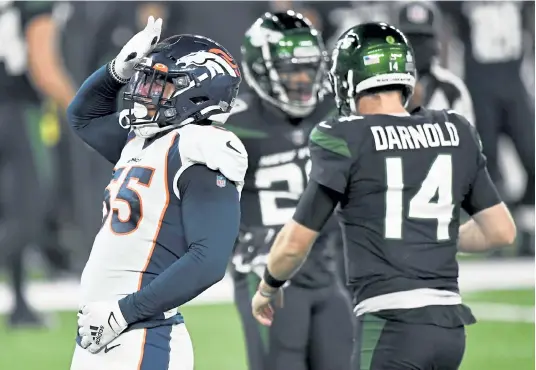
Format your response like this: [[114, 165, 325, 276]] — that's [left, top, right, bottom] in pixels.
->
[[66, 17, 248, 370]]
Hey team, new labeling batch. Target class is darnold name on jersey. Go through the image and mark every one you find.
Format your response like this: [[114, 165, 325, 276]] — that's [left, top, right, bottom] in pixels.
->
[[371, 122, 460, 152]]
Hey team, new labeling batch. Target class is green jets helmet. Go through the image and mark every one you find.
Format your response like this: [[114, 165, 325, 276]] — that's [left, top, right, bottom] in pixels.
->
[[241, 10, 329, 117], [329, 22, 416, 115]]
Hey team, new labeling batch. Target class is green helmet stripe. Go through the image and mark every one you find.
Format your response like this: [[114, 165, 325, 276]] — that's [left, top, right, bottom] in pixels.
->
[[310, 128, 352, 158]]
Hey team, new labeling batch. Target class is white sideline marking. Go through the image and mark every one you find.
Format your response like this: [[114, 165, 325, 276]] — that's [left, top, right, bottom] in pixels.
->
[[0, 259, 533, 315], [468, 302, 535, 323]]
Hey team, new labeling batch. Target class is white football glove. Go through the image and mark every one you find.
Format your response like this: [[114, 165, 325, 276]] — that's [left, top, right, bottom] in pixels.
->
[[110, 15, 163, 82], [78, 301, 128, 354]]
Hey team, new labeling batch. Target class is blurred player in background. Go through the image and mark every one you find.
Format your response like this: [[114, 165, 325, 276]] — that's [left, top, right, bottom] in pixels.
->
[[440, 1, 535, 255], [252, 23, 516, 369], [67, 17, 247, 369], [0, 0, 75, 328], [396, 1, 475, 123], [225, 10, 353, 370]]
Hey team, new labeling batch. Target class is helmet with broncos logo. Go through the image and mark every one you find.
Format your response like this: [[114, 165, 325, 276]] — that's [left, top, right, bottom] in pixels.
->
[[329, 22, 416, 115], [121, 34, 241, 138], [241, 10, 329, 118]]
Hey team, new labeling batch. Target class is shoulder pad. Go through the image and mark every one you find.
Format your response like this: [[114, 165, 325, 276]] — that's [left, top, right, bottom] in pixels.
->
[[173, 125, 248, 196], [317, 114, 365, 130], [221, 94, 270, 139], [445, 110, 482, 150], [309, 116, 360, 158], [315, 115, 365, 136]]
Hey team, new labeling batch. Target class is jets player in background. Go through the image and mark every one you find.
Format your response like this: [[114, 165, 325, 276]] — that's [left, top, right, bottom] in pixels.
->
[[0, 0, 75, 328], [252, 23, 516, 369], [224, 11, 353, 370], [395, 1, 475, 124], [66, 17, 247, 370]]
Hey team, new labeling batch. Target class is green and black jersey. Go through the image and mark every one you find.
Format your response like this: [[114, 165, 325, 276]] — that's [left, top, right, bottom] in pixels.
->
[[308, 107, 501, 326], [223, 92, 340, 289], [0, 1, 56, 102]]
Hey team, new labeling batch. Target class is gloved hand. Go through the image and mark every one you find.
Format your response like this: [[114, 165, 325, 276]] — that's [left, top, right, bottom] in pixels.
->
[[78, 300, 129, 354], [110, 15, 163, 82]]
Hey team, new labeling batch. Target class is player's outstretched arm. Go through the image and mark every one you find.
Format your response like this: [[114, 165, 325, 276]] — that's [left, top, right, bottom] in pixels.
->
[[252, 180, 340, 326], [66, 65, 129, 163], [265, 181, 340, 282], [458, 126, 517, 252], [118, 164, 240, 324], [459, 204, 516, 252]]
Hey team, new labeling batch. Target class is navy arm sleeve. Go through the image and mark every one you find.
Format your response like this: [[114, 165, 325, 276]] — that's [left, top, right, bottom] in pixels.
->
[[293, 180, 340, 231], [118, 164, 240, 324], [462, 126, 502, 215], [66, 64, 129, 164]]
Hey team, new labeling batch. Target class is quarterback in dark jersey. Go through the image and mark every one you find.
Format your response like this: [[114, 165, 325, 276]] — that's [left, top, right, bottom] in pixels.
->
[[225, 11, 353, 370], [252, 23, 516, 370]]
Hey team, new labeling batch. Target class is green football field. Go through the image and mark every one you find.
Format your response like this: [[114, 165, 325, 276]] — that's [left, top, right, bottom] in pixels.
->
[[1, 289, 533, 370]]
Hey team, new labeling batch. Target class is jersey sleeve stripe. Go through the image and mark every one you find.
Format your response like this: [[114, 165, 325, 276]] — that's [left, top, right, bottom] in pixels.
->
[[310, 127, 352, 158]]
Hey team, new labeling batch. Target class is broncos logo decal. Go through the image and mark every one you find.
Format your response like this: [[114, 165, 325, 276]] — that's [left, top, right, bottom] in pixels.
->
[[175, 50, 241, 78]]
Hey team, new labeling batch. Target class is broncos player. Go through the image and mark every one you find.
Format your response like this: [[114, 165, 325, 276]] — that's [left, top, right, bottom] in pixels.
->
[[252, 23, 516, 369], [224, 11, 353, 370], [67, 17, 247, 370]]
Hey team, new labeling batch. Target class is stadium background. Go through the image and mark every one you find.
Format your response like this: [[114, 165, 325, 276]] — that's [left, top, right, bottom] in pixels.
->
[[0, 1, 534, 369]]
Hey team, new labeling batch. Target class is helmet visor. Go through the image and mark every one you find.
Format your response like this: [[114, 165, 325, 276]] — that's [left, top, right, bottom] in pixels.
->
[[125, 64, 192, 108], [126, 70, 170, 107]]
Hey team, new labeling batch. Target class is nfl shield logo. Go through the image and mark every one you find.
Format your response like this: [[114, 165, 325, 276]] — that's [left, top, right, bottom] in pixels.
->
[[216, 175, 227, 188]]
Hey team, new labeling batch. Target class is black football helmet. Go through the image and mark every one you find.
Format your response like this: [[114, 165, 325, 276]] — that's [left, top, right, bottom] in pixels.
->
[[241, 10, 329, 118], [330, 23, 416, 115], [121, 34, 242, 137]]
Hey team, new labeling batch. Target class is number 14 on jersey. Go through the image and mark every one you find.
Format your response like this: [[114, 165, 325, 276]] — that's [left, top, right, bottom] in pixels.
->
[[385, 154, 454, 241]]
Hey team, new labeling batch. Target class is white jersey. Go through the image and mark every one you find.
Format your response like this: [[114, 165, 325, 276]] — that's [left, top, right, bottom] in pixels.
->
[[79, 124, 247, 307]]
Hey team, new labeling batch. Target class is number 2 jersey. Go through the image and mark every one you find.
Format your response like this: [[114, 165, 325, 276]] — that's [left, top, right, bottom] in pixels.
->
[[225, 92, 340, 288], [309, 108, 502, 326]]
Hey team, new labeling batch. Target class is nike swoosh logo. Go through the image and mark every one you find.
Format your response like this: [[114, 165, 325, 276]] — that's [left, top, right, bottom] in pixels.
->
[[104, 344, 121, 353], [226, 140, 241, 154]]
